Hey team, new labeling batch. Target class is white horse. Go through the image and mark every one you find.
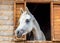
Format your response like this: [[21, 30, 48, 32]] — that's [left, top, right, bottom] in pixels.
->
[[15, 7, 46, 41]]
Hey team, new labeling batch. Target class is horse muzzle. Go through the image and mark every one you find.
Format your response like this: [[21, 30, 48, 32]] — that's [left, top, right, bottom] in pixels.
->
[[16, 30, 24, 38]]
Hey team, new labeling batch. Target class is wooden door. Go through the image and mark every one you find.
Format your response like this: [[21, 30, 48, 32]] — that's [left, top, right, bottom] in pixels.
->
[[53, 4, 60, 41], [14, 0, 26, 41]]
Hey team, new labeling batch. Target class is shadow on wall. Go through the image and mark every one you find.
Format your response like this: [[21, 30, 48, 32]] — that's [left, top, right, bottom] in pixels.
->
[[26, 3, 51, 41]]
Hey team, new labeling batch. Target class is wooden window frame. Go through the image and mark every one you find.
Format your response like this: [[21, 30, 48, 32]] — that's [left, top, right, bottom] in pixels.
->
[[14, 0, 60, 42]]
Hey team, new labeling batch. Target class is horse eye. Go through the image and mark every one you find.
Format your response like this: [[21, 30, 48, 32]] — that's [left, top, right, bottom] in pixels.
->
[[26, 19, 30, 23]]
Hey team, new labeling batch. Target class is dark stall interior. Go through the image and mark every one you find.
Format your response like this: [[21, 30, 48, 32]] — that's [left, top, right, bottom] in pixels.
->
[[26, 3, 51, 41]]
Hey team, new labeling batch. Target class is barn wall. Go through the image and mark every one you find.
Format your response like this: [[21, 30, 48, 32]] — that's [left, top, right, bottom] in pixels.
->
[[0, 0, 25, 43], [0, 0, 60, 43], [53, 4, 60, 41], [0, 0, 14, 42]]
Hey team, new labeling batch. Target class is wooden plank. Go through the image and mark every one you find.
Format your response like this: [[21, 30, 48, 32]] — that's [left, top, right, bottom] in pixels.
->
[[15, 0, 60, 3], [51, 2, 54, 41], [26, 0, 51, 3], [0, 0, 14, 5], [53, 4, 60, 41], [53, 41, 60, 43], [14, 1, 16, 29], [15, 41, 25, 43], [0, 41, 24, 43], [25, 41, 52, 43], [14, 35, 26, 41], [0, 41, 15, 43], [0, 36, 13, 41], [53, 2, 60, 5], [16, 0, 24, 3]]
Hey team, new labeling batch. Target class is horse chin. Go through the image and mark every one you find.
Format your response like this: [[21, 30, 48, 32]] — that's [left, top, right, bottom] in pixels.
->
[[17, 33, 23, 38], [17, 35, 22, 38]]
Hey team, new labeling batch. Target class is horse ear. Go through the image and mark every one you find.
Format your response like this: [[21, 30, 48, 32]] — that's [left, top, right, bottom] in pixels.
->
[[20, 8, 24, 14], [25, 7, 29, 11], [25, 7, 31, 15]]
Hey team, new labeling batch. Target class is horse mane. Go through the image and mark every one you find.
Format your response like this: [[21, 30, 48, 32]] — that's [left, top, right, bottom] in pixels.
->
[[26, 7, 41, 30], [26, 7, 46, 40]]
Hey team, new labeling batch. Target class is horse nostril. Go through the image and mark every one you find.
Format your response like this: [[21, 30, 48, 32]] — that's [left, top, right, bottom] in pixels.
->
[[17, 31, 19, 34], [17, 31, 22, 38]]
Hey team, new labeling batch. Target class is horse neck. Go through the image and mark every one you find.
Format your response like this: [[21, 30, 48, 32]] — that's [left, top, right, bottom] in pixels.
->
[[32, 19, 42, 40], [26, 8, 46, 40], [32, 16, 46, 40]]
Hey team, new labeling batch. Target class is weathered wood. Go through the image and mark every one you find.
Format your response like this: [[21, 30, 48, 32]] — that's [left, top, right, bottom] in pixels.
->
[[53, 4, 60, 41], [53, 1, 60, 4], [0, 0, 60, 42], [0, 36, 13, 41], [14, 1, 16, 30], [26, 0, 51, 3], [0, 25, 14, 31], [0, 0, 14, 42], [25, 41, 52, 43], [0, 0, 14, 5], [16, 0, 25, 3], [0, 41, 15, 43], [51, 2, 54, 41]]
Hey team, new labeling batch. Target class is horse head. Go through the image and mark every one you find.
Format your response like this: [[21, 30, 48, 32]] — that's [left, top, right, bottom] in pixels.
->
[[15, 7, 34, 38]]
